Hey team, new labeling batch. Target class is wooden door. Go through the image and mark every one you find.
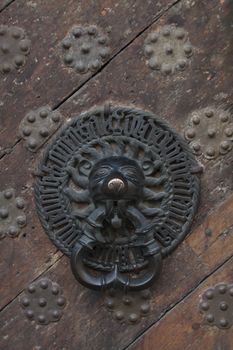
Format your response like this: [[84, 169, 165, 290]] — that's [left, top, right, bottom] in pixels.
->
[[0, 1, 232, 349]]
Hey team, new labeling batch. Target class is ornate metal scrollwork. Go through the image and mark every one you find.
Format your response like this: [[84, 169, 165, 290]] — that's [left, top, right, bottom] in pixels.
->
[[34, 106, 200, 291]]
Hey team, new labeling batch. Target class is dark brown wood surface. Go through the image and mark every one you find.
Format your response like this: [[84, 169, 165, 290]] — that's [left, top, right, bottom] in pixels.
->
[[130, 254, 233, 350], [0, 0, 14, 12], [0, 0, 175, 152], [0, 0, 233, 349]]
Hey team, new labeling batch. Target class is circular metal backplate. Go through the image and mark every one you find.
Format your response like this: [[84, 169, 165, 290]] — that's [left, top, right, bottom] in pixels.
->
[[34, 106, 200, 258]]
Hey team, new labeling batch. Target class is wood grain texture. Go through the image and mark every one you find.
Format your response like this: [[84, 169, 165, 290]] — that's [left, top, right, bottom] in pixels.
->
[[0, 0, 174, 151], [0, 141, 63, 310], [0, 0, 15, 12], [58, 0, 233, 223], [0, 0, 232, 350], [1, 193, 233, 350], [129, 257, 233, 350], [0, 0, 175, 311]]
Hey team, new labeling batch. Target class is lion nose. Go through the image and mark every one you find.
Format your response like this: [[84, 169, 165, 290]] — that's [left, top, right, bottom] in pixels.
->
[[107, 177, 125, 194]]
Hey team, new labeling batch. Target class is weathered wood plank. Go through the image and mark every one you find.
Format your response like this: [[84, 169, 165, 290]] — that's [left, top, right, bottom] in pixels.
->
[[0, 0, 174, 151], [1, 0, 232, 313], [58, 0, 233, 223], [187, 195, 233, 269], [0, 142, 63, 310], [1, 192, 233, 350], [129, 256, 233, 350], [0, 1, 232, 350], [0, 0, 175, 310], [0, 0, 15, 12]]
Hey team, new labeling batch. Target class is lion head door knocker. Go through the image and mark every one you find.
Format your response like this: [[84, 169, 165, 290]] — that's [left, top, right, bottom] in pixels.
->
[[35, 106, 200, 293]]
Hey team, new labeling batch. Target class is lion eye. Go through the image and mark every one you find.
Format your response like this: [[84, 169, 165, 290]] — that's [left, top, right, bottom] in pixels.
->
[[120, 166, 137, 177], [94, 166, 111, 178]]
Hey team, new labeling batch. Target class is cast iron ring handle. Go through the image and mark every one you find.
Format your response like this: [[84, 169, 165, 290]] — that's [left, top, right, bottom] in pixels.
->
[[71, 242, 162, 291]]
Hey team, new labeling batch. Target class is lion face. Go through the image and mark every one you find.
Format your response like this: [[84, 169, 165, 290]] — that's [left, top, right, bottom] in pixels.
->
[[88, 156, 145, 202]]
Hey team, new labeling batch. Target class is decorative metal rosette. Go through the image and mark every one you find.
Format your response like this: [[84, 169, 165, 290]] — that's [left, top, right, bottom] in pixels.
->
[[199, 283, 233, 329], [184, 106, 233, 160], [0, 25, 30, 74], [61, 25, 110, 74], [144, 25, 193, 75], [34, 106, 200, 271]]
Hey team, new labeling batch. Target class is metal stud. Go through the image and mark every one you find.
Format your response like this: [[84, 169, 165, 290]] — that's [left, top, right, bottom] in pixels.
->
[[220, 141, 230, 152], [207, 128, 216, 138], [144, 45, 154, 56], [104, 288, 152, 324], [192, 142, 201, 152], [219, 318, 228, 328], [220, 114, 229, 122], [28, 285, 36, 293], [183, 43, 193, 56], [206, 147, 215, 157], [206, 314, 214, 323], [115, 311, 124, 321], [164, 43, 173, 55], [140, 303, 150, 314], [162, 26, 171, 37], [39, 128, 49, 138], [218, 284, 227, 294], [76, 61, 86, 73], [19, 106, 63, 152], [148, 32, 159, 43], [0, 25, 30, 74], [27, 114, 36, 123], [200, 301, 209, 311], [184, 106, 233, 160], [149, 57, 160, 70], [62, 39, 72, 49], [40, 110, 48, 118], [219, 302, 228, 311], [129, 313, 139, 323], [20, 278, 66, 325], [8, 226, 19, 237], [186, 129, 195, 139], [200, 283, 233, 329], [0, 188, 27, 240], [161, 63, 172, 75], [72, 27, 82, 38], [0, 208, 9, 219], [176, 58, 186, 70], [61, 25, 111, 74], [4, 190, 13, 199], [175, 28, 185, 39], [205, 290, 214, 300], [144, 25, 193, 74], [205, 110, 214, 118], [225, 127, 233, 137]]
